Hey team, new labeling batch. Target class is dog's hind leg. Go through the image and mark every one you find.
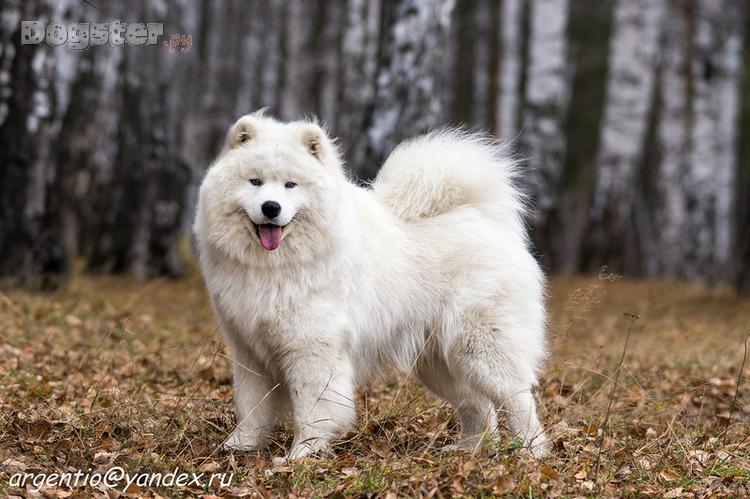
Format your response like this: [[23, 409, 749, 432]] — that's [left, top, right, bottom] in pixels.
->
[[450, 396, 497, 451], [449, 317, 550, 458], [416, 357, 497, 451], [500, 387, 549, 456]]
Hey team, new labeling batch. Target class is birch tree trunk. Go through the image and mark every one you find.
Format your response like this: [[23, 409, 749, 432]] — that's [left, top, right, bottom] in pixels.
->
[[55, 46, 101, 258], [654, 0, 690, 277], [87, 0, 191, 279], [279, 0, 344, 124], [683, 0, 744, 282], [586, 0, 664, 274], [235, 0, 263, 116], [317, 0, 345, 129], [225, 0, 284, 115], [496, 0, 524, 140], [41, 0, 81, 258], [196, 0, 247, 159], [0, 0, 68, 289], [450, 1, 475, 125], [279, 0, 311, 119], [522, 0, 569, 263], [737, 10, 750, 295], [339, 0, 381, 169], [472, 0, 494, 130], [363, 0, 456, 176], [74, 43, 123, 252], [256, 0, 284, 111]]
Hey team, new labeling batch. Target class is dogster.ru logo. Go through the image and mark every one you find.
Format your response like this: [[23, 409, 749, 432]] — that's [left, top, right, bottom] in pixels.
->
[[21, 20, 164, 50]]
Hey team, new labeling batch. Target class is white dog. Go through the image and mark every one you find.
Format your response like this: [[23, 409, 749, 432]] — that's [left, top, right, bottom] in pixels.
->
[[194, 110, 549, 461]]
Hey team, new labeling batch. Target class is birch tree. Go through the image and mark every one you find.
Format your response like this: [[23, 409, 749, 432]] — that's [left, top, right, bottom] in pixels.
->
[[472, 0, 494, 130], [55, 46, 109, 257], [0, 0, 69, 289], [229, 1, 284, 117], [279, 0, 312, 119], [496, 0, 523, 140], [738, 14, 750, 295], [654, 0, 690, 277], [587, 0, 664, 273], [450, 2, 475, 125], [40, 0, 82, 257], [522, 0, 569, 261], [683, 0, 744, 281], [87, 0, 192, 279], [194, 0, 247, 160], [363, 0, 456, 176], [339, 0, 381, 168], [278, 0, 345, 126], [162, 0, 200, 168], [317, 0, 345, 128], [234, 1, 263, 116], [255, 1, 284, 111]]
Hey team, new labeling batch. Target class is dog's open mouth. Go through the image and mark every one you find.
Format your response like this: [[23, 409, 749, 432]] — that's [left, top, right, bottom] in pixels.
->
[[254, 223, 285, 251]]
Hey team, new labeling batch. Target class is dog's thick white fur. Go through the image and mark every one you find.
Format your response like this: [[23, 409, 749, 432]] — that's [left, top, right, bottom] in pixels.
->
[[194, 111, 549, 461]]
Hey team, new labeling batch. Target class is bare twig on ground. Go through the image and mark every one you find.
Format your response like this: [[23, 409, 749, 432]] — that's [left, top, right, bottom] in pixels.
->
[[593, 312, 639, 484]]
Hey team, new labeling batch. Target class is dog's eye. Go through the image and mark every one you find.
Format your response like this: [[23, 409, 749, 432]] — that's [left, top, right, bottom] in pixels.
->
[[285, 181, 297, 189], [249, 178, 263, 186]]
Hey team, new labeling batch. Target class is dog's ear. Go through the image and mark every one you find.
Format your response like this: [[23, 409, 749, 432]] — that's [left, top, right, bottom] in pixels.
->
[[299, 124, 335, 163], [225, 114, 260, 149]]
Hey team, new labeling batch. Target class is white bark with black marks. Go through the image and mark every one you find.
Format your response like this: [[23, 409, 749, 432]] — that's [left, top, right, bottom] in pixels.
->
[[587, 0, 664, 272], [339, 0, 381, 166], [364, 0, 456, 176], [684, 0, 743, 281], [522, 0, 570, 259], [655, 0, 689, 277]]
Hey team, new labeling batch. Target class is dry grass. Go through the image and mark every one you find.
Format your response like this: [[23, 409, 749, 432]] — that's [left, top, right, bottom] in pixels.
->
[[1, 268, 749, 497]]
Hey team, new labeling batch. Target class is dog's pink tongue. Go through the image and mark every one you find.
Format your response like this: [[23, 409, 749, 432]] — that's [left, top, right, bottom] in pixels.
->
[[258, 225, 282, 251]]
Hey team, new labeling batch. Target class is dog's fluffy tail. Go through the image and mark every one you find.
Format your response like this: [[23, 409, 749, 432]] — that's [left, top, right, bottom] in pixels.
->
[[373, 129, 527, 239]]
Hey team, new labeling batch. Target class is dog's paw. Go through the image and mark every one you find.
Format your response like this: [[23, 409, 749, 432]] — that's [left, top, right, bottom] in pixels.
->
[[280, 439, 331, 462], [222, 429, 260, 452], [271, 447, 312, 465], [527, 433, 552, 459], [287, 443, 315, 461]]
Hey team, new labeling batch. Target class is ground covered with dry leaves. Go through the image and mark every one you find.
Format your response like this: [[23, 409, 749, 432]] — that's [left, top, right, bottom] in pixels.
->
[[1, 268, 749, 497]]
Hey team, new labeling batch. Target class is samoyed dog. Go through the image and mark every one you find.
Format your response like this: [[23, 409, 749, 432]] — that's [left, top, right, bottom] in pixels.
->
[[194, 110, 549, 461]]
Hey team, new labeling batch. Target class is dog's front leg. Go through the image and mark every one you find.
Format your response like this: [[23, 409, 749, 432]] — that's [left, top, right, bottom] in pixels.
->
[[279, 347, 356, 462], [224, 340, 281, 452]]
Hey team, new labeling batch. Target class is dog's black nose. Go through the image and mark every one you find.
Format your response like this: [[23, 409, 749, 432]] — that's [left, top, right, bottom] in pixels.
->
[[261, 201, 281, 219]]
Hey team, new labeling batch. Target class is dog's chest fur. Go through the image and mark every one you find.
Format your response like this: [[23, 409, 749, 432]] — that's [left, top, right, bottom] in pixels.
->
[[204, 247, 348, 347]]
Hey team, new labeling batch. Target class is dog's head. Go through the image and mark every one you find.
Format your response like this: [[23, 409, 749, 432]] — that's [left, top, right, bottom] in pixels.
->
[[196, 111, 346, 264]]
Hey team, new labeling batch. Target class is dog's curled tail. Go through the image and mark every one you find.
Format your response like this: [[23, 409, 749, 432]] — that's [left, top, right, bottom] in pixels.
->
[[373, 129, 528, 238]]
